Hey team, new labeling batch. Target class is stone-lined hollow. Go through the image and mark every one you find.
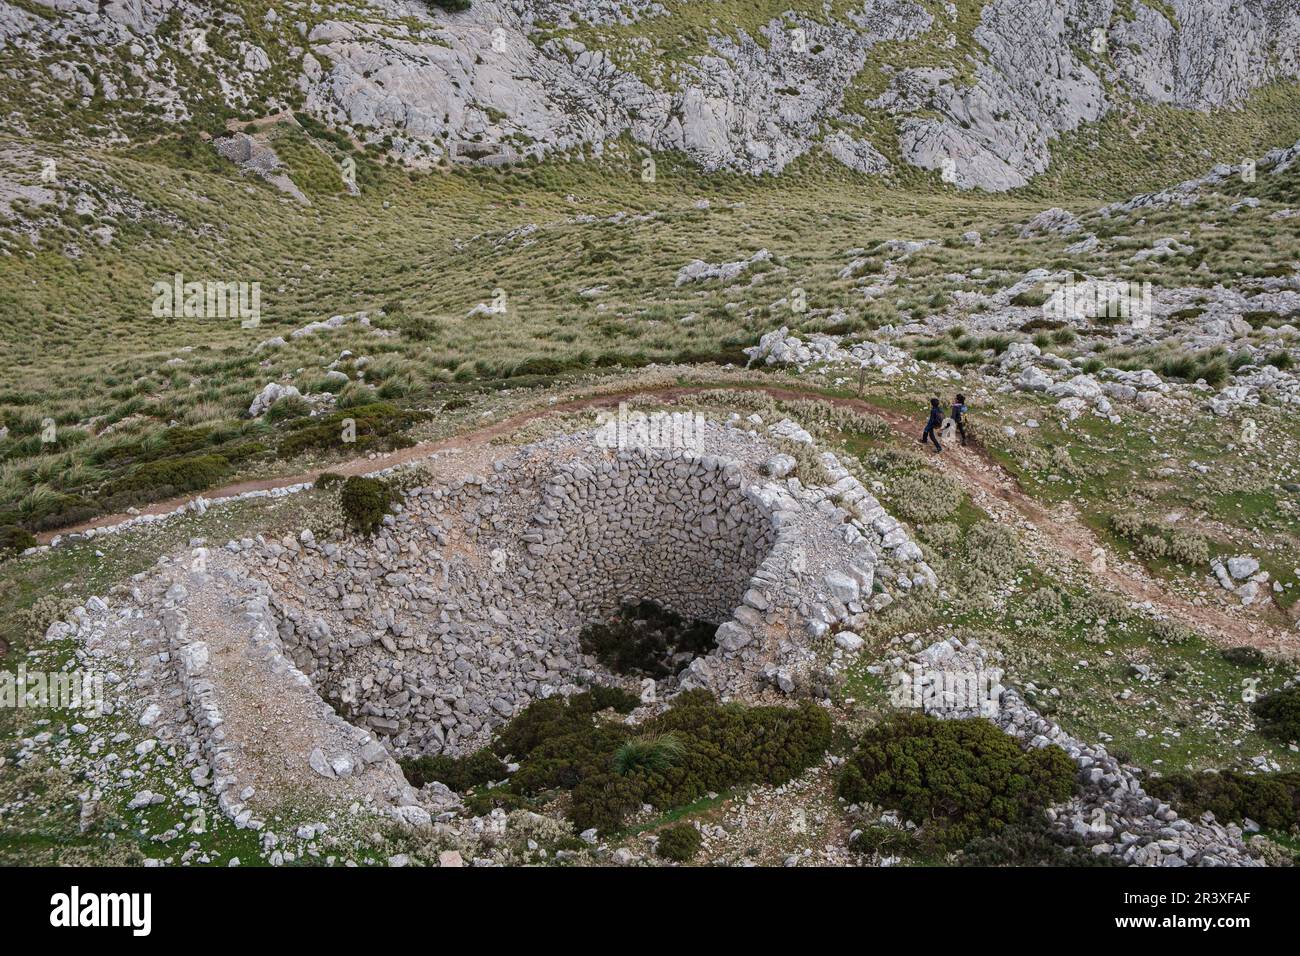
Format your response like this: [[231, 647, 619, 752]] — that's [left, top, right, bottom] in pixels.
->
[[528, 449, 776, 629]]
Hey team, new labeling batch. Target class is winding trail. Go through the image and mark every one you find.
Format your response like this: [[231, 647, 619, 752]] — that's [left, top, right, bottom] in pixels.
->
[[33, 383, 1297, 658]]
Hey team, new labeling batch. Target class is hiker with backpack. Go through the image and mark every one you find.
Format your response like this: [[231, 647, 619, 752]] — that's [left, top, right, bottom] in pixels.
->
[[951, 393, 968, 447], [920, 397, 944, 452]]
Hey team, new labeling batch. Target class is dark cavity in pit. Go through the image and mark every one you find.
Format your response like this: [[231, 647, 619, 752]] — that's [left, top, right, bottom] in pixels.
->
[[579, 599, 717, 679]]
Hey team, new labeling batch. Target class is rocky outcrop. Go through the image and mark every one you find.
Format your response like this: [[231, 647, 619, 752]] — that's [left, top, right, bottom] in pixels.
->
[[7, 0, 1300, 188]]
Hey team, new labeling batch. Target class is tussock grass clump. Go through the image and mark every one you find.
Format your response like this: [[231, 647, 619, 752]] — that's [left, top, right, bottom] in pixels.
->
[[613, 733, 686, 776]]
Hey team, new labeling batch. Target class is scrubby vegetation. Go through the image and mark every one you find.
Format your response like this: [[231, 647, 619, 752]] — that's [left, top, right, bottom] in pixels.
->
[[414, 687, 831, 835], [958, 817, 1125, 867], [276, 403, 422, 460], [1109, 513, 1210, 567], [578, 600, 716, 678], [0, 524, 36, 557], [837, 714, 1077, 849], [1147, 769, 1300, 831], [1252, 686, 1300, 745], [339, 476, 394, 534], [399, 749, 508, 793], [655, 823, 702, 862]]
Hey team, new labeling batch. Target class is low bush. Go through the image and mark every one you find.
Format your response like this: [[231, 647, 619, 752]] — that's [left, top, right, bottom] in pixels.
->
[[315, 471, 345, 489], [400, 749, 507, 792], [1147, 770, 1300, 831], [1166, 529, 1210, 566], [339, 476, 394, 533], [277, 402, 420, 459], [1135, 534, 1168, 560], [106, 454, 229, 505], [849, 825, 917, 857], [0, 524, 37, 556], [485, 688, 829, 835], [1110, 512, 1144, 538], [889, 470, 961, 523], [837, 714, 1076, 849], [578, 600, 716, 678], [569, 692, 831, 833], [958, 817, 1125, 866], [1221, 646, 1265, 668], [1252, 686, 1300, 744], [956, 522, 1023, 592], [1109, 513, 1208, 568], [656, 823, 702, 862]]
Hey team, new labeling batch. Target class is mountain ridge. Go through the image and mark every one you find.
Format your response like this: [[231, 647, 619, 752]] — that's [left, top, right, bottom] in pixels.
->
[[3, 0, 1299, 190]]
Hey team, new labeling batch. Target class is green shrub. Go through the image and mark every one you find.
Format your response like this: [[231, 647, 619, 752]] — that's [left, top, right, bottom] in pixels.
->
[[1252, 686, 1300, 744], [889, 471, 961, 523], [849, 825, 918, 857], [917, 521, 961, 554], [837, 714, 1076, 849], [0, 524, 37, 556], [957, 522, 1022, 591], [1135, 534, 1168, 560], [493, 688, 830, 835], [958, 817, 1124, 866], [1147, 770, 1300, 831], [1109, 512, 1144, 537], [315, 471, 345, 489], [339, 476, 393, 533], [656, 823, 702, 862], [1110, 513, 1207, 568], [1221, 646, 1265, 668], [277, 402, 420, 459], [400, 748, 507, 792], [107, 454, 229, 504], [579, 600, 716, 678], [1166, 530, 1209, 566]]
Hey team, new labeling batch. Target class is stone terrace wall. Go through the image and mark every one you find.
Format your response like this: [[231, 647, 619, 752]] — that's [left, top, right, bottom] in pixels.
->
[[525, 449, 776, 624]]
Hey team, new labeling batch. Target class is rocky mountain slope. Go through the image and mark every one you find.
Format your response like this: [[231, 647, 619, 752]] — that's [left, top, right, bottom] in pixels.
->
[[3, 0, 1299, 189]]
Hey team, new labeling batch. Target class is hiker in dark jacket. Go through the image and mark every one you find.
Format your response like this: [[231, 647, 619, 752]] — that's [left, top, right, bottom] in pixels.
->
[[951, 393, 968, 447], [920, 397, 943, 452]]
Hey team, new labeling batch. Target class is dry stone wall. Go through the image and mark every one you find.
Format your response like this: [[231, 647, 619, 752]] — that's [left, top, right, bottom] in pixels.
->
[[526, 450, 775, 624]]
